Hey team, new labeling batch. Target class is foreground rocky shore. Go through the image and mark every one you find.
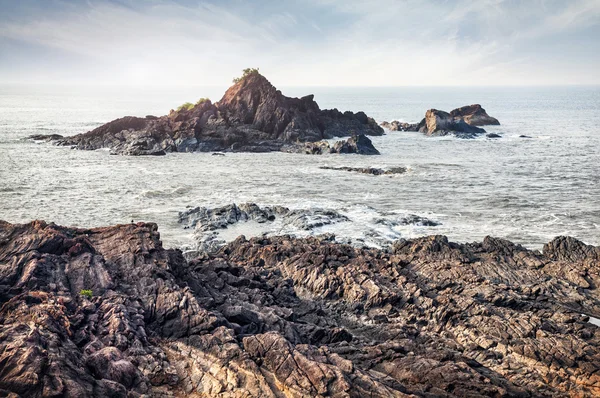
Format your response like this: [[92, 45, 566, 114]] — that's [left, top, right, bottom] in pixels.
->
[[1, 220, 600, 397], [32, 70, 383, 155]]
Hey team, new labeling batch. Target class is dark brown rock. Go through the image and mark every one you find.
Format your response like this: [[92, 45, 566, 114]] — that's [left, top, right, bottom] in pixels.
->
[[1, 220, 600, 396]]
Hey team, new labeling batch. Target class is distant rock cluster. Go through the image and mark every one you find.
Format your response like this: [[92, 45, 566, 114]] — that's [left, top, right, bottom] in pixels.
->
[[381, 104, 500, 138]]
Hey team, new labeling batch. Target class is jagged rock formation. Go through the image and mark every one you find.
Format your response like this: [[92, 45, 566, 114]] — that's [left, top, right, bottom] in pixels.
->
[[1, 220, 600, 397], [285, 134, 381, 155], [380, 104, 499, 138], [319, 166, 407, 175], [34, 72, 383, 155]]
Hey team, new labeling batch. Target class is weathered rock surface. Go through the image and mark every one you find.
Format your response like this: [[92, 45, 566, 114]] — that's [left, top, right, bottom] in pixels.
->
[[286, 134, 381, 155], [450, 104, 500, 127], [2, 220, 600, 397], [381, 104, 499, 138], [33, 72, 383, 155], [319, 166, 407, 175]]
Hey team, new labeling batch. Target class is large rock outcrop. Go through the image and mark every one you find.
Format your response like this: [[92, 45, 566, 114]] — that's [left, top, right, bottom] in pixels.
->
[[380, 104, 500, 138], [1, 219, 600, 396], [38, 72, 383, 155], [450, 104, 500, 126]]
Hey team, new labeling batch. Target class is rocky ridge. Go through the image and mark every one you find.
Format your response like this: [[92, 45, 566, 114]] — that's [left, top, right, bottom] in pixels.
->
[[1, 220, 600, 397], [34, 72, 383, 155]]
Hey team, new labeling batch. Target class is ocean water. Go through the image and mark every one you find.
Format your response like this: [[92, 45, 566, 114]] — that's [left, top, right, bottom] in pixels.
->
[[0, 84, 599, 250]]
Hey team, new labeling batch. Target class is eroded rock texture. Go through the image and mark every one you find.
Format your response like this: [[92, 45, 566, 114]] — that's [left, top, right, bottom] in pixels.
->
[[1, 220, 600, 397], [36, 73, 383, 155]]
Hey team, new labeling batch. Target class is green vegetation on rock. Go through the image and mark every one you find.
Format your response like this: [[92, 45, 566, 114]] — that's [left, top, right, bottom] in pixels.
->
[[176, 102, 195, 112], [232, 68, 260, 84]]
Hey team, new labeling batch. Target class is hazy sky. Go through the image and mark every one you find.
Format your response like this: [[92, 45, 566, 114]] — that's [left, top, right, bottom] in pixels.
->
[[1, 0, 599, 86]]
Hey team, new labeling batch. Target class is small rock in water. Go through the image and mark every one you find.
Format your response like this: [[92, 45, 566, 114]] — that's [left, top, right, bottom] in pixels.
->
[[319, 166, 407, 175], [486, 133, 501, 138]]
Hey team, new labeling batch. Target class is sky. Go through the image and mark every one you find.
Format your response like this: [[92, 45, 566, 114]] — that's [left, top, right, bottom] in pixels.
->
[[0, 0, 599, 87]]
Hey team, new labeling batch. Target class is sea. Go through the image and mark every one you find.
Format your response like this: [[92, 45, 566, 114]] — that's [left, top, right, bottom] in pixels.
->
[[0, 84, 598, 250]]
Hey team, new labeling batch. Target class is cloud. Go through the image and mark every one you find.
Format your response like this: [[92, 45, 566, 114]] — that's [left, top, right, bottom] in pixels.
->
[[0, 0, 598, 85]]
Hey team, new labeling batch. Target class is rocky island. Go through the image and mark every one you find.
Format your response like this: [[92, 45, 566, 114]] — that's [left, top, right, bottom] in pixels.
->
[[33, 69, 383, 155], [1, 219, 600, 397], [381, 104, 500, 138]]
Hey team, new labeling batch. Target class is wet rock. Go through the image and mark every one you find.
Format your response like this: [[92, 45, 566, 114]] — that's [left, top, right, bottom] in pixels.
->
[[320, 166, 407, 175], [1, 220, 600, 396], [380, 121, 420, 132], [486, 133, 501, 138], [179, 203, 350, 253], [28, 134, 64, 142], [49, 73, 383, 156], [331, 134, 380, 155], [288, 134, 381, 156]]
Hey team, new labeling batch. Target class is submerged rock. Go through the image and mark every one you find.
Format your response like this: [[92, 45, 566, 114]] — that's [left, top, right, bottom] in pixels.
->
[[37, 72, 383, 156], [28, 133, 64, 142], [320, 166, 407, 175], [1, 220, 600, 396]]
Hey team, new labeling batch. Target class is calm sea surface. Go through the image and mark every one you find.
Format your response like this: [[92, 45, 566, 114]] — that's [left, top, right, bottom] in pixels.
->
[[1, 84, 598, 249]]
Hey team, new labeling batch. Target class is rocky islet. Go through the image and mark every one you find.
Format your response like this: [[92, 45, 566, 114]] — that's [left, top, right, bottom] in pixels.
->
[[32, 71, 383, 156]]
